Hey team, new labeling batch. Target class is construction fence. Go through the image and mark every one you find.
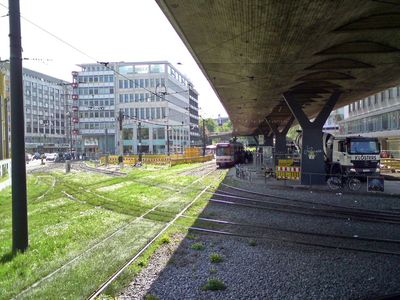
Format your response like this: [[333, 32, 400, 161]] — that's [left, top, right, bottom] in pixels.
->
[[99, 148, 213, 166]]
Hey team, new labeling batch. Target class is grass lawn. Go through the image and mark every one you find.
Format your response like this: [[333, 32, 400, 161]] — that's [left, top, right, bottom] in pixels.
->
[[0, 175, 9, 184], [0, 163, 226, 300]]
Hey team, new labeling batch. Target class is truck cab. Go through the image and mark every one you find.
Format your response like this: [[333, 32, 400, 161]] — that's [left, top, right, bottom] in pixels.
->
[[330, 137, 380, 175]]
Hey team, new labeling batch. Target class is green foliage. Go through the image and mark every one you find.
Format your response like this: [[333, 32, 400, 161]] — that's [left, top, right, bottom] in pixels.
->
[[201, 278, 227, 291], [248, 239, 257, 246], [218, 120, 232, 132], [160, 235, 170, 244], [200, 118, 218, 133], [0, 163, 226, 300], [210, 252, 223, 263], [186, 233, 197, 240], [191, 242, 205, 250], [287, 124, 301, 140], [144, 293, 160, 300]]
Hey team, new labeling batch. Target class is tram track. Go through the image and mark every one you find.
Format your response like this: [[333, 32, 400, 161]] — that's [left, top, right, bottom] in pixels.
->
[[86, 169, 221, 300], [220, 183, 400, 216], [136, 207, 400, 250], [217, 183, 400, 224], [14, 164, 221, 300], [184, 226, 400, 257]]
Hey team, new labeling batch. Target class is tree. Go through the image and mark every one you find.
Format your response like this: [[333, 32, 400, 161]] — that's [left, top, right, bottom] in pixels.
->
[[217, 120, 232, 132], [287, 124, 301, 140], [200, 118, 218, 134]]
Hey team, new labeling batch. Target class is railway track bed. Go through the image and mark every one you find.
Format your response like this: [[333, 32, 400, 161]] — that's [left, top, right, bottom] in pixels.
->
[[122, 171, 400, 299]]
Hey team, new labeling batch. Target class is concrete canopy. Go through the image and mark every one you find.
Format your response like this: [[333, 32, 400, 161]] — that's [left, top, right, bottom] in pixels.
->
[[156, 0, 400, 136]]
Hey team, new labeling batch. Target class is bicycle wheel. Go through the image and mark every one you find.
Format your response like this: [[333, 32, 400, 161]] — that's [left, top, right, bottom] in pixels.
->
[[327, 176, 342, 191], [348, 177, 361, 191]]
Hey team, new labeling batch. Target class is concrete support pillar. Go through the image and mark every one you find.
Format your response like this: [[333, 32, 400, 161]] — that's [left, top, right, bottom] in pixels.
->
[[263, 133, 273, 146], [265, 115, 294, 154], [283, 91, 341, 185]]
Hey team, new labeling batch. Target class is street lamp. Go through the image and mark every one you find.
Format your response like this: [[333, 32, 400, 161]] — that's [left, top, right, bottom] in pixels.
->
[[138, 121, 142, 162]]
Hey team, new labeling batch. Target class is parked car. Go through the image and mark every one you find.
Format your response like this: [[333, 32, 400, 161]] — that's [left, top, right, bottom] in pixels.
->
[[46, 153, 58, 162]]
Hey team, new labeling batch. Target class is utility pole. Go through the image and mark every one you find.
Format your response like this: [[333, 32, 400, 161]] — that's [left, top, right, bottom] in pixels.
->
[[69, 115, 72, 153], [118, 109, 123, 155], [138, 121, 142, 162], [202, 118, 206, 156], [104, 127, 108, 165], [9, 0, 28, 253], [105, 128, 108, 154], [166, 124, 170, 156]]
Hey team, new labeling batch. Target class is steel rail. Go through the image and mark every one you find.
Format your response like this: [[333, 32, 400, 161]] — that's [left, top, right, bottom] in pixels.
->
[[210, 190, 400, 221], [220, 183, 400, 216], [178, 215, 400, 244], [87, 181, 216, 300], [13, 166, 218, 300], [208, 198, 400, 225], [185, 226, 400, 257]]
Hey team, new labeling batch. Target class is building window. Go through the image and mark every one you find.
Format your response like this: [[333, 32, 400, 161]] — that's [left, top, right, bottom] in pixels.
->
[[119, 65, 133, 74], [150, 64, 165, 73], [122, 128, 133, 140], [134, 65, 149, 74], [139, 127, 149, 139]]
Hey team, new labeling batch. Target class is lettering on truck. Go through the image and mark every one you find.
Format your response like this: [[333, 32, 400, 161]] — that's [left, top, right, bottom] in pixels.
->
[[353, 155, 379, 161]]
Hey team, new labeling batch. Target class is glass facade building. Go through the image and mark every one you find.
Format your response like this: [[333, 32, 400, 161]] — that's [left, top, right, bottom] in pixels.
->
[[2, 65, 73, 154], [338, 86, 400, 154], [75, 61, 199, 155]]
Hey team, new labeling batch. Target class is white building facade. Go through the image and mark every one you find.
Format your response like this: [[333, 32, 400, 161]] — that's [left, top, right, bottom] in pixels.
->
[[74, 61, 199, 155], [338, 86, 400, 156], [2, 66, 73, 154]]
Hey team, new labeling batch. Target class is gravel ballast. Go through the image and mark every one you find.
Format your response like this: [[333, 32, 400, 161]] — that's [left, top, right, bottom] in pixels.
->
[[119, 169, 400, 299]]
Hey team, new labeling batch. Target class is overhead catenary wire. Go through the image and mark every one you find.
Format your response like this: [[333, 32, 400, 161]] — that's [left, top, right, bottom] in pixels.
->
[[0, 2, 191, 107]]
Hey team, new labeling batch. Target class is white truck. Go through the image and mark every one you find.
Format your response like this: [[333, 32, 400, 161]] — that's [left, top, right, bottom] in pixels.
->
[[295, 133, 381, 176]]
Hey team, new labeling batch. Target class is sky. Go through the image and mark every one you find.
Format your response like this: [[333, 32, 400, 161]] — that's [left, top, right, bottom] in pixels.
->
[[0, 0, 228, 118]]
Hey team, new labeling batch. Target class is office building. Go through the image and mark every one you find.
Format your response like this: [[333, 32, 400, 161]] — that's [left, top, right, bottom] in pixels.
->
[[0, 64, 73, 155], [75, 61, 200, 155], [338, 86, 400, 154]]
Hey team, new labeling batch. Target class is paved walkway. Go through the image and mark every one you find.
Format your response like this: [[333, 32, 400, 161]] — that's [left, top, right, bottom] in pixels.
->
[[230, 162, 400, 197]]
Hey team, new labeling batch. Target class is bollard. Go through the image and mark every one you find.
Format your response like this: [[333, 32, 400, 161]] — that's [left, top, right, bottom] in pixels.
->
[[65, 160, 71, 173]]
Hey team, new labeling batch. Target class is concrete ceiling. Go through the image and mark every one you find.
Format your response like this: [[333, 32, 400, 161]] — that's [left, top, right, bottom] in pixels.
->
[[156, 0, 400, 135]]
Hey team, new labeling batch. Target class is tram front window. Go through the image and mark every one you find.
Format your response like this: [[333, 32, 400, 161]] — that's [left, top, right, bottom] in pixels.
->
[[216, 147, 232, 156]]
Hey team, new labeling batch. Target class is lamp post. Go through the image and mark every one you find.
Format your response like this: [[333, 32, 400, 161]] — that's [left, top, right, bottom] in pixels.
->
[[156, 83, 169, 155], [202, 118, 206, 156], [138, 121, 142, 162], [166, 124, 170, 156]]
